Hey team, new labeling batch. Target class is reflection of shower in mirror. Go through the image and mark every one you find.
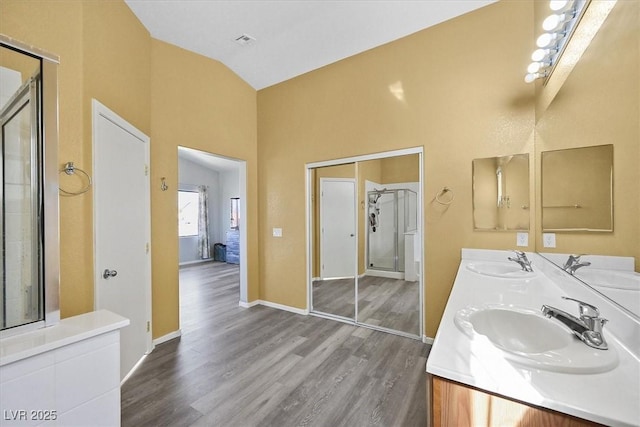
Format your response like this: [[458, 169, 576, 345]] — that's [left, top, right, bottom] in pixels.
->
[[367, 188, 387, 232], [365, 181, 419, 279]]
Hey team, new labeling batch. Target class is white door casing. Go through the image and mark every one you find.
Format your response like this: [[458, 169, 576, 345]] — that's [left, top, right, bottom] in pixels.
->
[[93, 99, 152, 381], [320, 178, 356, 279]]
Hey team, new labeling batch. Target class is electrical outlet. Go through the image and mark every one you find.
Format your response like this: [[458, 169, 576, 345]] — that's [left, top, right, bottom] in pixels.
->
[[273, 227, 282, 237], [516, 232, 528, 247], [543, 233, 556, 248]]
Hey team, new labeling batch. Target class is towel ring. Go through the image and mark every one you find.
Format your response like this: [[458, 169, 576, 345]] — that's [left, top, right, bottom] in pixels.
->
[[435, 187, 455, 205], [59, 162, 92, 196]]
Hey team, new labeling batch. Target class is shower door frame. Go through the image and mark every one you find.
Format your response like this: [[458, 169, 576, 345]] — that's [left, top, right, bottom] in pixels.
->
[[0, 36, 60, 337], [306, 147, 425, 341], [365, 187, 417, 274]]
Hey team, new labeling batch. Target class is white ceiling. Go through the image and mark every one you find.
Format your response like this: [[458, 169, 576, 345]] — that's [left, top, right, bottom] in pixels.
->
[[125, 0, 497, 90], [178, 146, 241, 171]]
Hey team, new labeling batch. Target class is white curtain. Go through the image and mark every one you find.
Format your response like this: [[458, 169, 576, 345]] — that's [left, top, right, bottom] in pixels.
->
[[197, 185, 210, 259]]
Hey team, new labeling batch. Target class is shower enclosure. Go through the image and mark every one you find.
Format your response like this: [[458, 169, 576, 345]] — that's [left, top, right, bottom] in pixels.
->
[[366, 188, 418, 278]]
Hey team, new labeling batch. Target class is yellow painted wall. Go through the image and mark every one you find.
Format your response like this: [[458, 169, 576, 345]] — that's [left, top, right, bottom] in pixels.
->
[[380, 154, 420, 184], [535, 0, 640, 268], [0, 47, 40, 81], [257, 1, 536, 336], [150, 40, 258, 338]]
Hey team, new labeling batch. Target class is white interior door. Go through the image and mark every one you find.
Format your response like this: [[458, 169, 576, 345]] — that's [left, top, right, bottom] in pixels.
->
[[320, 179, 356, 279], [93, 99, 152, 381]]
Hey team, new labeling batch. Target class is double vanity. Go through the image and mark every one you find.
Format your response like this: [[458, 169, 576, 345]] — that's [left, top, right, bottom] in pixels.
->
[[427, 249, 640, 426]]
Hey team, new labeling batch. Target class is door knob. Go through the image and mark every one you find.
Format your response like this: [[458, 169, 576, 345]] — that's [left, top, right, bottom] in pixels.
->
[[103, 269, 118, 279]]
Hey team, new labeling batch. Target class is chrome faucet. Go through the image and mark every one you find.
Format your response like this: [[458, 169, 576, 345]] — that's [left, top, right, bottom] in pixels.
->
[[541, 296, 608, 350], [508, 250, 533, 272], [563, 254, 591, 275]]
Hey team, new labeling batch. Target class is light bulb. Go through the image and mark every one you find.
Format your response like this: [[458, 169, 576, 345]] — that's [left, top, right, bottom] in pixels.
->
[[536, 32, 557, 48], [527, 62, 542, 73], [543, 13, 565, 31], [524, 73, 538, 83], [550, 0, 569, 11], [531, 48, 549, 61]]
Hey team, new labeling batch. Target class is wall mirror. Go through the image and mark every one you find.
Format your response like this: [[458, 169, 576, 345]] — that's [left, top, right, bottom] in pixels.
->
[[472, 153, 529, 231], [541, 145, 613, 232], [535, 0, 638, 319], [1, 38, 59, 334], [539, 252, 639, 318], [308, 149, 423, 339]]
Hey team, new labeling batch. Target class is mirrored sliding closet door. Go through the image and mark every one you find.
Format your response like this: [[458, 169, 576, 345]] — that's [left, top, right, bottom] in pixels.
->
[[308, 149, 423, 339]]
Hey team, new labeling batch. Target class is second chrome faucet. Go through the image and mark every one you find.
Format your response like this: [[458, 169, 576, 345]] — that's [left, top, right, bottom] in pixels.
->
[[508, 250, 533, 272], [563, 254, 591, 275]]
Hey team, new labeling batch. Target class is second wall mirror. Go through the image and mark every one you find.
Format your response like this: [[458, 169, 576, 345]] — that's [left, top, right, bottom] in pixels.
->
[[541, 145, 613, 232]]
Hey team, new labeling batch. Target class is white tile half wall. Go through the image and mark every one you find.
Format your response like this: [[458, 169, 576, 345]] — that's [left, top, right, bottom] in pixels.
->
[[0, 310, 128, 426]]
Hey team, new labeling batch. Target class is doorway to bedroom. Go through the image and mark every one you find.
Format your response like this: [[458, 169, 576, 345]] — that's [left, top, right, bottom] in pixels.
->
[[177, 146, 248, 330]]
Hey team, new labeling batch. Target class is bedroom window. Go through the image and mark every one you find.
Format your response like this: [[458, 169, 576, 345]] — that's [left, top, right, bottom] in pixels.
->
[[230, 197, 240, 229], [178, 190, 199, 237]]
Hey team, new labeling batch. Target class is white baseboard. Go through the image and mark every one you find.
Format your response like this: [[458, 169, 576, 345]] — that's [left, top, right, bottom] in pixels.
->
[[422, 335, 434, 345], [153, 329, 182, 346], [179, 259, 214, 267], [365, 269, 404, 280], [260, 300, 309, 315], [238, 300, 259, 308], [121, 354, 148, 386], [239, 299, 309, 316]]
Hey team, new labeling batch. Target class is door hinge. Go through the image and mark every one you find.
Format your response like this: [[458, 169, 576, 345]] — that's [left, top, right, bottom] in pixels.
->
[[144, 164, 149, 176], [146, 242, 149, 254], [146, 321, 150, 332]]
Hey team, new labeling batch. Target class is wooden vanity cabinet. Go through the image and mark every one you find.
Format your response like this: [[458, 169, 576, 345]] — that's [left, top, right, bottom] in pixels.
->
[[429, 376, 602, 427]]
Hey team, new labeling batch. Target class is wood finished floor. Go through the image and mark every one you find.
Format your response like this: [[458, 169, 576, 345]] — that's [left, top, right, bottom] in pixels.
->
[[122, 262, 430, 427], [313, 275, 420, 336]]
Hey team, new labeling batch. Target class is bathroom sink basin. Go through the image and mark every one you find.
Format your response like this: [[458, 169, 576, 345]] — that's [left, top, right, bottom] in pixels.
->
[[575, 269, 640, 290], [454, 305, 618, 373], [466, 262, 536, 279]]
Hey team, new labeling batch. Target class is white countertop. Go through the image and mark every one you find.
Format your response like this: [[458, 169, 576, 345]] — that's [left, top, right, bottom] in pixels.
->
[[1, 310, 129, 366], [426, 249, 640, 427]]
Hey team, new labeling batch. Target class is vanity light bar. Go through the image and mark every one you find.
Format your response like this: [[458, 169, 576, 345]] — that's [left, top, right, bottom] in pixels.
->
[[524, 0, 589, 83]]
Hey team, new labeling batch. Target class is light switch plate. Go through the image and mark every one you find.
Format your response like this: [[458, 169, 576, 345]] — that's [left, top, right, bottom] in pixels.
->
[[273, 227, 282, 237], [543, 233, 556, 248], [516, 232, 528, 247]]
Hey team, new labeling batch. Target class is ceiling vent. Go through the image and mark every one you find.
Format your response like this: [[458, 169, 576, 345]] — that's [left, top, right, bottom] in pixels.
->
[[234, 34, 256, 46]]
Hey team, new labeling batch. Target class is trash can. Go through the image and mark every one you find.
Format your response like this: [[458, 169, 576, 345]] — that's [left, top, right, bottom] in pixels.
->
[[213, 243, 226, 262]]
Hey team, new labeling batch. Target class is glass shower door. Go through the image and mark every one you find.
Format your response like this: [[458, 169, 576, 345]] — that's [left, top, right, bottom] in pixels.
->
[[368, 191, 396, 270], [1, 73, 43, 329]]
